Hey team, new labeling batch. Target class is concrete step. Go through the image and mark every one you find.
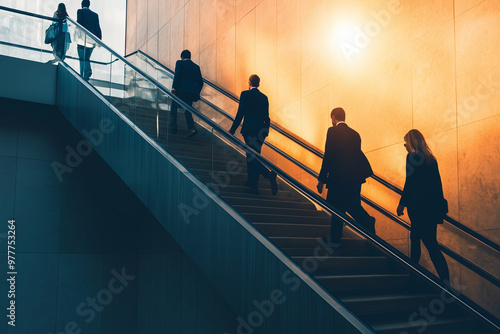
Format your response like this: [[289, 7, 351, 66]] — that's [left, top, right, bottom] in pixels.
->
[[370, 317, 476, 334], [247, 213, 331, 225], [342, 293, 440, 316], [292, 256, 395, 276], [253, 223, 331, 237], [316, 274, 410, 293], [282, 247, 375, 257], [216, 186, 304, 201], [270, 237, 370, 249], [233, 205, 327, 217], [221, 196, 316, 210]]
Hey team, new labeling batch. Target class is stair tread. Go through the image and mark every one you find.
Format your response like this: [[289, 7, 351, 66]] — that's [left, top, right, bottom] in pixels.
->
[[342, 292, 437, 303], [370, 316, 474, 330], [317, 274, 408, 279]]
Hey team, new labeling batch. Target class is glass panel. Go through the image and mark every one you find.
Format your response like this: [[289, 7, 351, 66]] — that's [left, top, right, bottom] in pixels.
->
[[0, 10, 51, 62]]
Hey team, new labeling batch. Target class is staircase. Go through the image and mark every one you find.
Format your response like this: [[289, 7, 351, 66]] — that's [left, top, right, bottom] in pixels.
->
[[2, 5, 498, 332], [109, 93, 497, 333]]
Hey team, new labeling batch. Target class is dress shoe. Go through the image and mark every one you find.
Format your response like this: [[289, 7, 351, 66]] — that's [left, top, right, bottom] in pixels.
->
[[269, 171, 278, 195], [185, 128, 198, 139]]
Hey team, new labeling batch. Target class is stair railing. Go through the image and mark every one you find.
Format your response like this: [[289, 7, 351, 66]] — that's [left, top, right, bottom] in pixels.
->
[[128, 49, 500, 257]]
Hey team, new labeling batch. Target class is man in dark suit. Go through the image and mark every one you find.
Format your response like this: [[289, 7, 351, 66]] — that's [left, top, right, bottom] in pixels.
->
[[77, 0, 102, 81], [171, 49, 204, 139], [317, 107, 375, 246], [229, 75, 277, 195]]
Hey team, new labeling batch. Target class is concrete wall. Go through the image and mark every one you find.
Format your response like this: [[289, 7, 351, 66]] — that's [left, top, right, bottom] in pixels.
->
[[0, 97, 236, 333], [125, 0, 500, 246]]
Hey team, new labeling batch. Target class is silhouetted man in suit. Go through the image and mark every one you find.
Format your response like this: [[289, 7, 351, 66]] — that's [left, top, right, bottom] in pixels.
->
[[229, 75, 277, 195], [171, 49, 204, 139], [77, 0, 101, 81], [317, 107, 375, 246]]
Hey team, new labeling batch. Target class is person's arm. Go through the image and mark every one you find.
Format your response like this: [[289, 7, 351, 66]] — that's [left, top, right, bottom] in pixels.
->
[[397, 154, 411, 216], [317, 128, 333, 193], [433, 160, 448, 216], [196, 66, 203, 94], [262, 95, 270, 136], [77, 9, 82, 24], [171, 61, 182, 94], [95, 15, 102, 40], [229, 92, 246, 135]]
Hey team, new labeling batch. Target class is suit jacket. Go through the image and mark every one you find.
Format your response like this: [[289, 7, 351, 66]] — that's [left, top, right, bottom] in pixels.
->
[[230, 88, 270, 136], [77, 8, 102, 40], [318, 123, 373, 187], [172, 59, 203, 101], [399, 152, 447, 220]]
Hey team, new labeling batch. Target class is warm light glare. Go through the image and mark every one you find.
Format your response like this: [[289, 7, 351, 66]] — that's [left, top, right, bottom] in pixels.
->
[[335, 23, 358, 44], [331, 18, 365, 63]]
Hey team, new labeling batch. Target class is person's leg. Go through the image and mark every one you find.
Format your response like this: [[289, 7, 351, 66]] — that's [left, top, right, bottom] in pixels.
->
[[343, 183, 375, 234], [244, 134, 260, 191], [170, 100, 179, 132], [245, 133, 270, 178], [175, 93, 195, 130], [410, 229, 422, 264], [421, 224, 450, 282], [77, 45, 85, 76], [83, 47, 94, 80], [326, 188, 346, 242], [183, 101, 195, 130]]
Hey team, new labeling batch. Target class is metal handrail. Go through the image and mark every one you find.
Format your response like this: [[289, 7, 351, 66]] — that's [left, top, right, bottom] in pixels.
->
[[0, 41, 116, 66], [2, 5, 496, 329], [360, 195, 500, 288], [0, 5, 60, 22], [60, 18, 499, 329], [127, 49, 500, 256]]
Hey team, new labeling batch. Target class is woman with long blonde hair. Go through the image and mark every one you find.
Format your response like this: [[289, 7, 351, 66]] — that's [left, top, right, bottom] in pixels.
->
[[397, 129, 450, 283]]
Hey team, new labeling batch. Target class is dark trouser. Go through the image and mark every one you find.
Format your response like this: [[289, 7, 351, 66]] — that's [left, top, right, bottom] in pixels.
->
[[170, 92, 195, 131], [326, 182, 373, 241], [77, 45, 94, 80], [243, 132, 270, 189], [409, 214, 450, 282], [52, 23, 67, 60]]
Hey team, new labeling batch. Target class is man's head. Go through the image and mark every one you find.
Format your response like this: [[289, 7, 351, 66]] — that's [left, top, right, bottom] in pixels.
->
[[249, 74, 260, 88], [81, 0, 90, 8], [330, 107, 346, 125], [180, 50, 191, 60]]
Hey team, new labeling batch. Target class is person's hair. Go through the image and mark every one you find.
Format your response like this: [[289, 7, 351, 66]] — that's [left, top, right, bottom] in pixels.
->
[[56, 3, 68, 18], [249, 74, 260, 87], [404, 129, 436, 163], [81, 0, 90, 8], [180, 50, 191, 59], [330, 107, 346, 121]]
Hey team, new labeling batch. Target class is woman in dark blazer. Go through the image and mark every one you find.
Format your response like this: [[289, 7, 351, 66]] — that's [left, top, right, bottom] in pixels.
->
[[397, 129, 450, 282]]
